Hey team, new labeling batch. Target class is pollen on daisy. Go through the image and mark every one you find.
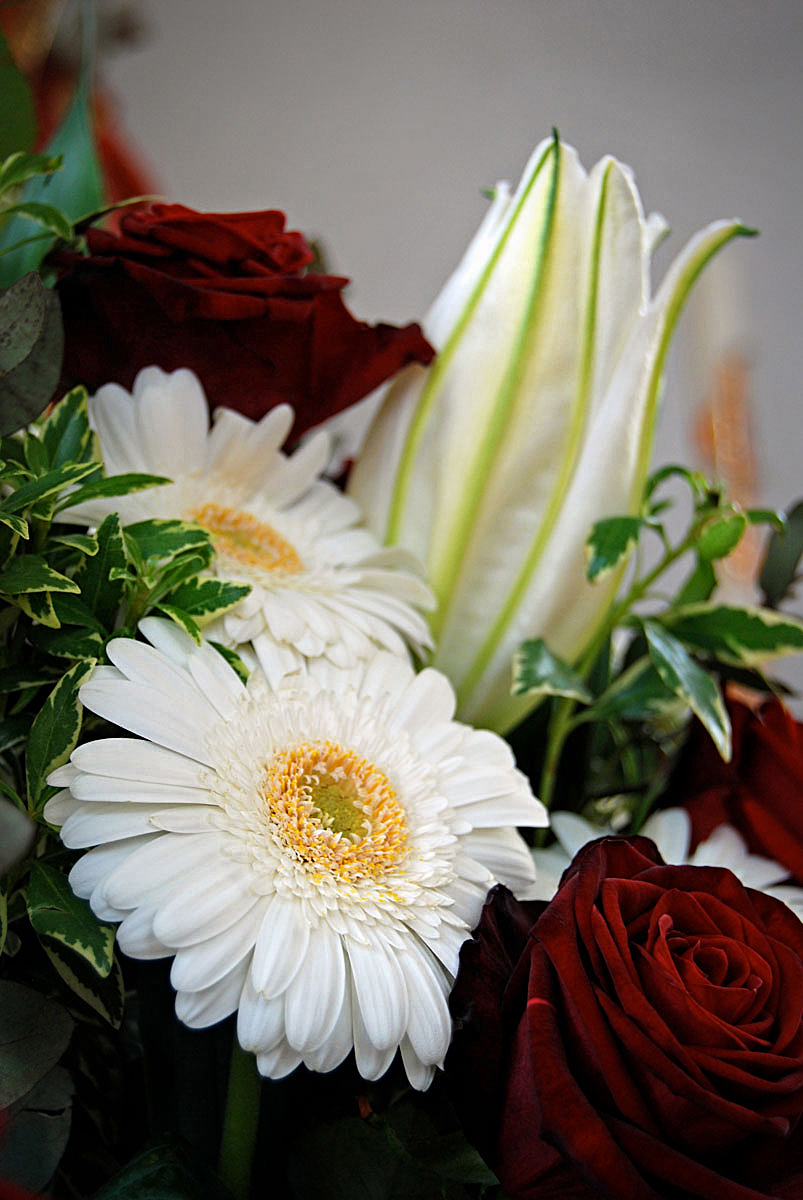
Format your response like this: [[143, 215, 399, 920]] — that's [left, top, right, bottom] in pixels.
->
[[45, 618, 547, 1090], [58, 365, 435, 669]]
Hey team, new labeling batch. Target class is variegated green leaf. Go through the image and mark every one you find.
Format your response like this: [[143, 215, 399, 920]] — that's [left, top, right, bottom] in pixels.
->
[[512, 638, 592, 702], [643, 618, 730, 760], [660, 603, 803, 667], [27, 863, 114, 977], [26, 659, 95, 813]]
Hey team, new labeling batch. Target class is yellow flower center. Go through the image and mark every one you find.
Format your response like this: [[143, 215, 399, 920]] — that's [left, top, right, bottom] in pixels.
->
[[264, 740, 408, 881], [191, 502, 303, 574]]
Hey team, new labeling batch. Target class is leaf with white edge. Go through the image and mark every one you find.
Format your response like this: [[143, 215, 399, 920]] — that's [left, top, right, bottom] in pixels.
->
[[660, 604, 803, 667], [27, 863, 114, 977], [512, 638, 592, 702], [165, 577, 250, 624], [50, 531, 98, 556], [0, 666, 60, 693], [75, 512, 126, 627], [13, 589, 59, 628], [2, 201, 72, 242], [39, 387, 96, 468], [0, 554, 79, 595], [31, 626, 105, 661], [26, 659, 95, 813], [0, 512, 27, 538], [51, 592, 106, 633], [55, 472, 171, 513], [584, 655, 682, 723], [642, 618, 730, 760], [125, 518, 212, 563], [0, 152, 61, 196], [675, 558, 717, 606], [1, 459, 99, 514], [0, 981, 73, 1108], [208, 641, 250, 684], [586, 516, 643, 583], [155, 603, 202, 643], [760, 499, 803, 609], [40, 940, 124, 1028], [697, 513, 747, 561]]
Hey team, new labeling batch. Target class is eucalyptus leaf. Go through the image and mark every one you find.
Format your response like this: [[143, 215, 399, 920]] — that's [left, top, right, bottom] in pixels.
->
[[586, 516, 642, 583], [27, 862, 115, 976], [512, 638, 592, 702], [26, 658, 95, 813], [760, 499, 803, 608], [0, 1065, 73, 1192], [0, 980, 73, 1108], [92, 1139, 226, 1200], [642, 619, 730, 760], [0, 273, 64, 433]]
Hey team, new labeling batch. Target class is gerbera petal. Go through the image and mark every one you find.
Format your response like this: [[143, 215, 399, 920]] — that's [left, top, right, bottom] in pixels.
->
[[237, 975, 286, 1053], [256, 1042, 302, 1080], [175, 956, 249, 1028], [250, 894, 310, 997], [346, 933, 409, 1051], [284, 923, 346, 1053], [170, 902, 263, 992]]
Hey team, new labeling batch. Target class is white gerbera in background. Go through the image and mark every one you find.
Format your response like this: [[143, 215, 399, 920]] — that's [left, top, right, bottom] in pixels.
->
[[45, 619, 545, 1089], [61, 366, 434, 673], [525, 808, 803, 918]]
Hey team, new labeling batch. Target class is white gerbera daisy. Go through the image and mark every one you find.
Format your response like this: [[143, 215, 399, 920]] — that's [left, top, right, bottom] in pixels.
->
[[61, 366, 434, 671], [525, 808, 803, 919], [45, 619, 545, 1089]]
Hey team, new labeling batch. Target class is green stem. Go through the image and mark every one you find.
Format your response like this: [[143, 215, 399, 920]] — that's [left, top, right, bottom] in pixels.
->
[[538, 695, 577, 811], [218, 1040, 261, 1200]]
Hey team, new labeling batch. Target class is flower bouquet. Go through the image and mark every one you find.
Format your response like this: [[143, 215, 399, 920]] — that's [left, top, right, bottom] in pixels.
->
[[3, 10, 803, 1200]]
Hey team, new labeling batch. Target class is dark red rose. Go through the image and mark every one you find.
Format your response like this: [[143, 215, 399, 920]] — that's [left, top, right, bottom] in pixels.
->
[[673, 698, 803, 885], [447, 838, 803, 1199], [53, 203, 434, 439]]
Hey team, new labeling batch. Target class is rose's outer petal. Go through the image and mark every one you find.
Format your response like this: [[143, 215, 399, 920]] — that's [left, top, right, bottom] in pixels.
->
[[53, 204, 435, 441], [674, 698, 803, 885]]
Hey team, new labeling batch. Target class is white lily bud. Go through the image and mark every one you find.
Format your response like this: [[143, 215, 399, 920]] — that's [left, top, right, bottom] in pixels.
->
[[349, 134, 752, 732]]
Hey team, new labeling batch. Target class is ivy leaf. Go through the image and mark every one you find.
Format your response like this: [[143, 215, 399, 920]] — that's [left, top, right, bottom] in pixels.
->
[[660, 603, 803, 667], [0, 273, 64, 434], [512, 638, 592, 703], [27, 863, 114, 977], [25, 659, 95, 813], [586, 516, 642, 583], [642, 619, 731, 760]]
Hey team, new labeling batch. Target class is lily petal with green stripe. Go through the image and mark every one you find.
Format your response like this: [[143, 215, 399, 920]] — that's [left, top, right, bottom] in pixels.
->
[[350, 134, 752, 732]]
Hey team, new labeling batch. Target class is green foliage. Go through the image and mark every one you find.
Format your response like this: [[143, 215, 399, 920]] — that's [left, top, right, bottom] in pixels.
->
[[760, 497, 803, 608], [641, 618, 731, 760], [0, 272, 64, 432], [513, 638, 592, 702], [586, 516, 643, 582], [0, 32, 35, 158], [26, 862, 115, 975]]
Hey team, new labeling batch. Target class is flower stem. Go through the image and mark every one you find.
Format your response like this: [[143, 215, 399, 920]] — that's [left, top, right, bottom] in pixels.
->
[[538, 695, 577, 811], [218, 1039, 261, 1200]]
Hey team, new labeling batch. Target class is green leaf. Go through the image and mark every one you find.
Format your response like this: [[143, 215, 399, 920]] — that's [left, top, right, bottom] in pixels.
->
[[512, 638, 592, 702], [55, 471, 171, 512], [697, 513, 747, 561], [30, 625, 105, 661], [51, 591, 106, 633], [155, 603, 202, 643], [27, 862, 114, 976], [0, 152, 62, 196], [582, 656, 678, 723], [1, 458, 99, 513], [645, 463, 709, 503], [0, 554, 79, 595], [0, 980, 73, 1108], [0, 6, 103, 284], [0, 273, 64, 433], [0, 32, 35, 157], [165, 577, 250, 624], [39, 385, 96, 467], [675, 558, 717, 606], [75, 512, 127, 627], [0, 665, 60, 693], [746, 508, 786, 532], [760, 498, 803, 608], [92, 1139, 227, 1200], [642, 619, 731, 760], [288, 1116, 445, 1200], [586, 516, 643, 583], [208, 641, 250, 684], [125, 518, 212, 563], [41, 940, 124, 1028], [25, 659, 95, 813], [2, 201, 73, 241], [661, 603, 803, 667]]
